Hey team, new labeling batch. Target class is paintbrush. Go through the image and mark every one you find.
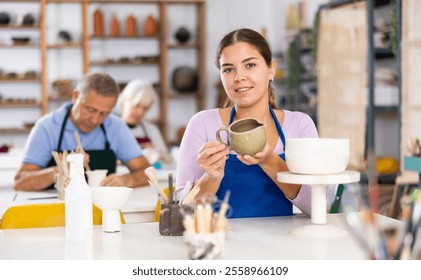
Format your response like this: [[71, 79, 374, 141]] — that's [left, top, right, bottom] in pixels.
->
[[74, 130, 90, 170], [148, 179, 168, 204], [214, 190, 231, 232], [179, 180, 193, 205], [395, 194, 413, 259], [367, 148, 379, 212], [182, 184, 201, 205], [410, 190, 421, 249]]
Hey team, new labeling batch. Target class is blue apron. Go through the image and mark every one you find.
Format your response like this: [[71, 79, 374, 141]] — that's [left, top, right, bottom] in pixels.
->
[[216, 106, 292, 218]]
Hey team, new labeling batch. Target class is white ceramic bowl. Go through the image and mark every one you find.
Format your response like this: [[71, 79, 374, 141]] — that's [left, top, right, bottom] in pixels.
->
[[92, 186, 133, 232], [92, 186, 133, 210], [285, 138, 350, 175]]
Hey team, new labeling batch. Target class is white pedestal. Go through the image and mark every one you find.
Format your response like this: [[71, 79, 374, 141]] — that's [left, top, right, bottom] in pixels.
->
[[277, 170, 360, 237]]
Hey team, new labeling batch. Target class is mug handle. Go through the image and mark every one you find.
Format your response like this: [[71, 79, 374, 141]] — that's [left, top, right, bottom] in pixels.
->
[[216, 127, 229, 148]]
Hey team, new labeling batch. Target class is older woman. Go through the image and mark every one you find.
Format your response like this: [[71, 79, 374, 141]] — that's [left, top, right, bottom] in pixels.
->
[[115, 79, 172, 165]]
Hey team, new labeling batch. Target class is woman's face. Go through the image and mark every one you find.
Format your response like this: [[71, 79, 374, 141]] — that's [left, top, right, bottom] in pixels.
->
[[219, 42, 275, 109], [121, 101, 149, 124]]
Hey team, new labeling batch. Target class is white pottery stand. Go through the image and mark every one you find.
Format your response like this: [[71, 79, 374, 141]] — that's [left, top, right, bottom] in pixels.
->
[[277, 170, 360, 237]]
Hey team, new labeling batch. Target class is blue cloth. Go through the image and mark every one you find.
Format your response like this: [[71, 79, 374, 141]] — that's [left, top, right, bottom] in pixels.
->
[[216, 107, 292, 218], [23, 103, 143, 167]]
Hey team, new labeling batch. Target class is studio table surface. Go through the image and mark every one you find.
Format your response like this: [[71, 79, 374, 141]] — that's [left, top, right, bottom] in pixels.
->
[[0, 213, 400, 260]]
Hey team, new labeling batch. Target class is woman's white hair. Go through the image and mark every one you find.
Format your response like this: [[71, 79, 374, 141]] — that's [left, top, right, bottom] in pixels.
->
[[115, 79, 157, 114]]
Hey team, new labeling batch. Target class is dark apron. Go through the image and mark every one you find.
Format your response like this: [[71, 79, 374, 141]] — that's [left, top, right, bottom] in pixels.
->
[[216, 106, 292, 218], [47, 105, 117, 174]]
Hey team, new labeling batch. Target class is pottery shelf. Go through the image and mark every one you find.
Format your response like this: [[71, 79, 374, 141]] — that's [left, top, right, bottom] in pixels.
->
[[0, 25, 40, 30], [0, 128, 32, 134], [90, 56, 161, 66], [90, 62, 160, 67], [0, 78, 40, 83], [0, 102, 40, 108], [0, 44, 41, 48], [167, 43, 201, 49], [90, 35, 159, 39], [282, 28, 317, 123], [85, 0, 207, 145], [0, 0, 45, 133], [47, 43, 82, 49], [0, 0, 207, 146]]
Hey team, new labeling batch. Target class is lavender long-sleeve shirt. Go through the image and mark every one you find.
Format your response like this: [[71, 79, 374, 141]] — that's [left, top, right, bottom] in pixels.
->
[[175, 108, 319, 216]]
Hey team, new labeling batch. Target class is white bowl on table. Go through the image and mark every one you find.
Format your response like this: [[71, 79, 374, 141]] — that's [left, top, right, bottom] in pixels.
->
[[92, 186, 133, 232], [285, 138, 350, 175]]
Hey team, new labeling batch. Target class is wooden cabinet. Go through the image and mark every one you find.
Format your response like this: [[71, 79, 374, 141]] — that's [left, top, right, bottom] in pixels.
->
[[0, 0, 206, 147]]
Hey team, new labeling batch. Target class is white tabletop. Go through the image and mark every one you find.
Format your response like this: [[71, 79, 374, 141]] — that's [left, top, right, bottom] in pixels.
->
[[0, 213, 400, 260], [0, 163, 175, 223], [0, 148, 24, 170], [0, 186, 158, 223]]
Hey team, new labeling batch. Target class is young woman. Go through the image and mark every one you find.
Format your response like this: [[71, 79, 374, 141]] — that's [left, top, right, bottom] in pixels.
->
[[175, 28, 318, 218]]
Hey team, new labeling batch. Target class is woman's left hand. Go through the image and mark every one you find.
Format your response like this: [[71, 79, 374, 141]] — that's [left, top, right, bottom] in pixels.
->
[[236, 143, 272, 165]]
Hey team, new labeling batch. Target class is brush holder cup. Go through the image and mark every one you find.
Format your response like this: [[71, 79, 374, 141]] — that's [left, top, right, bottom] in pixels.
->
[[159, 203, 193, 236]]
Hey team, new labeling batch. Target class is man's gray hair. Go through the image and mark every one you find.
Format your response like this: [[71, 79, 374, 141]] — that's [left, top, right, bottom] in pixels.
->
[[76, 73, 120, 98]]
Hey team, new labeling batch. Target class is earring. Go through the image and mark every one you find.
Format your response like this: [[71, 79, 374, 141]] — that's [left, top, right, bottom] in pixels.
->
[[270, 77, 274, 82]]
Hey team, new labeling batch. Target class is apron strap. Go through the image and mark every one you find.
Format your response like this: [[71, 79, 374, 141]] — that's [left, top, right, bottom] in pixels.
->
[[57, 105, 72, 151], [99, 123, 110, 149], [269, 106, 286, 150]]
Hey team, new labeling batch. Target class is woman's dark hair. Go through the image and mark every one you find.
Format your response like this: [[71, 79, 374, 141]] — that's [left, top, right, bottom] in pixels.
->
[[215, 28, 277, 109]]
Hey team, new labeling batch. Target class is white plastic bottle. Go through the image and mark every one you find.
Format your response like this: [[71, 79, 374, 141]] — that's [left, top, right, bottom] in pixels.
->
[[65, 153, 93, 241]]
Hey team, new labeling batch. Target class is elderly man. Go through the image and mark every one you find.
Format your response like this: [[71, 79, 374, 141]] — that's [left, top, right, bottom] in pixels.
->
[[15, 73, 150, 191]]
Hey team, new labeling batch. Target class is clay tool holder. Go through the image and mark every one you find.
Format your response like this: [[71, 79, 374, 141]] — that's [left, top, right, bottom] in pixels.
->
[[159, 173, 194, 236], [159, 203, 194, 236]]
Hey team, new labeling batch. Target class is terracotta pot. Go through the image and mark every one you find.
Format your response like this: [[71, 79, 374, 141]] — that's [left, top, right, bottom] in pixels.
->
[[144, 15, 156, 36], [93, 9, 104, 36], [110, 15, 120, 36], [126, 15, 137, 36]]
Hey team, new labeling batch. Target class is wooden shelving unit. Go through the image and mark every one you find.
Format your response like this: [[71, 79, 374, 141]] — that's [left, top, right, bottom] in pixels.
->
[[0, 0, 206, 146]]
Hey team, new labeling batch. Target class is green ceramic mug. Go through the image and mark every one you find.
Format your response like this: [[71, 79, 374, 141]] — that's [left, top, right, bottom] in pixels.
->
[[216, 118, 266, 156]]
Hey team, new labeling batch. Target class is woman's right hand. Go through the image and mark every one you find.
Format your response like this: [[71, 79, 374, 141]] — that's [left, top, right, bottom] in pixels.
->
[[197, 141, 229, 180]]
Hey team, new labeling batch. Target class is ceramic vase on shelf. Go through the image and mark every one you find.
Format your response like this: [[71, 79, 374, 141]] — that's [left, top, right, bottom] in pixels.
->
[[175, 27, 191, 43], [144, 15, 156, 36], [125, 15, 137, 36], [110, 15, 120, 36], [93, 9, 104, 36]]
